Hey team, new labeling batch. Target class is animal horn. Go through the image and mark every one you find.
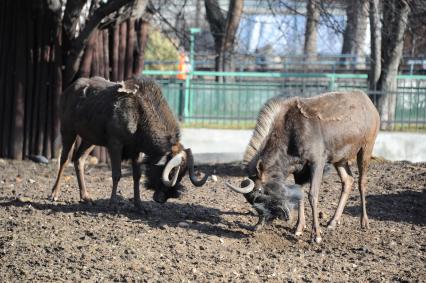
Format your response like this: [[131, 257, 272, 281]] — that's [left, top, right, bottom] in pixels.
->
[[225, 179, 255, 194], [162, 152, 184, 187], [186, 148, 208, 186]]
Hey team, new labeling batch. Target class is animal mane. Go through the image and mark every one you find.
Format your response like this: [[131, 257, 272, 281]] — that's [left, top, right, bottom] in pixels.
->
[[119, 78, 181, 152], [243, 96, 292, 170]]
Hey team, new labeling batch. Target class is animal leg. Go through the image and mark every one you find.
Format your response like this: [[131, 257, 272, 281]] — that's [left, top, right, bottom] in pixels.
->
[[50, 133, 76, 201], [295, 199, 306, 236], [309, 161, 325, 243], [131, 156, 143, 209], [294, 167, 309, 236], [357, 148, 371, 229], [327, 163, 354, 229], [107, 144, 123, 207], [72, 141, 95, 203]]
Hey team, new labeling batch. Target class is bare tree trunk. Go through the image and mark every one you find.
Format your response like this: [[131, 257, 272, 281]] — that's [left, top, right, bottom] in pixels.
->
[[377, 0, 410, 130], [368, 0, 381, 92], [341, 0, 369, 70], [205, 0, 244, 81], [205, 0, 225, 74], [304, 0, 320, 65], [220, 0, 243, 76]]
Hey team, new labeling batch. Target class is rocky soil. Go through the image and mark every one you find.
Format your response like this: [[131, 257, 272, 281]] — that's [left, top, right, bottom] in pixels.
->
[[0, 158, 425, 282]]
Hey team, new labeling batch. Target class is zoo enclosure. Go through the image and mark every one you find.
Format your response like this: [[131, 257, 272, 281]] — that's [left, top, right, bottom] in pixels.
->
[[142, 70, 426, 131]]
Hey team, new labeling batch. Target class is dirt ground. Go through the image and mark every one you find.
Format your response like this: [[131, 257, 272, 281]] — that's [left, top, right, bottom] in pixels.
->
[[0, 157, 425, 282]]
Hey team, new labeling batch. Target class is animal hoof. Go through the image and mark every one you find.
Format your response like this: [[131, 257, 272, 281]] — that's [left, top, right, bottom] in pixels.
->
[[313, 237, 322, 244], [361, 217, 369, 229], [295, 231, 303, 237], [80, 197, 94, 204], [49, 194, 58, 202]]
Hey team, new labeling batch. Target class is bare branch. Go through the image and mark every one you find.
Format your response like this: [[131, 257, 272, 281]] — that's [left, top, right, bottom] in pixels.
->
[[64, 0, 136, 85]]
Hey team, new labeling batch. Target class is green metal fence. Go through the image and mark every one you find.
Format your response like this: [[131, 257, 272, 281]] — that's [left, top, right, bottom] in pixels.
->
[[142, 70, 426, 131]]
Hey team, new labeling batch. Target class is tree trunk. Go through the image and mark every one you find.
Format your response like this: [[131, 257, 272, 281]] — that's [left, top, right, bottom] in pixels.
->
[[377, 0, 410, 130], [341, 0, 369, 70], [304, 0, 320, 65], [220, 0, 244, 76], [368, 0, 381, 92], [204, 0, 225, 75], [205, 0, 243, 81]]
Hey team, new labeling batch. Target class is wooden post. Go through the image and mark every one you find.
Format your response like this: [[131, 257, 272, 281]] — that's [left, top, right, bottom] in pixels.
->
[[125, 18, 135, 79], [134, 19, 149, 76], [2, 0, 17, 157], [0, 0, 12, 156], [11, 0, 27, 159], [111, 24, 119, 81], [118, 21, 127, 81]]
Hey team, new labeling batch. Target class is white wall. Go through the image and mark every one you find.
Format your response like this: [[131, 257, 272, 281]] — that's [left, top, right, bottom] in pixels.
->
[[182, 129, 426, 164]]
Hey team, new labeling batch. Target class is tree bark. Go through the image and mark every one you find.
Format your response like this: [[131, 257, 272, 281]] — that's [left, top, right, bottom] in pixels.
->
[[304, 0, 320, 65], [220, 0, 244, 75], [205, 0, 226, 73], [341, 0, 369, 70], [205, 0, 243, 80], [377, 0, 410, 130], [368, 0, 381, 92]]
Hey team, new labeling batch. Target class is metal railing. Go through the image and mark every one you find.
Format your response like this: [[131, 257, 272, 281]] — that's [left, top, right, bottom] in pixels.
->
[[141, 70, 426, 131]]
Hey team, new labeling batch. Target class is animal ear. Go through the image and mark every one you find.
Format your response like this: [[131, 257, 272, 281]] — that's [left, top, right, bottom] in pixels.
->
[[256, 159, 264, 177]]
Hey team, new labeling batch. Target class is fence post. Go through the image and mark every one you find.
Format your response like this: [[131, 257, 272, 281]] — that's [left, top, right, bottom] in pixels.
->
[[183, 28, 201, 123], [328, 74, 336, 91]]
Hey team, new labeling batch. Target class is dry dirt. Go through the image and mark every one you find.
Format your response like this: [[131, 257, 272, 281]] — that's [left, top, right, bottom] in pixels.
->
[[0, 158, 425, 282]]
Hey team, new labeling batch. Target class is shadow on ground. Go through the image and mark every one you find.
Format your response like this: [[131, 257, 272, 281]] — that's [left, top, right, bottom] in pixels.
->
[[346, 189, 426, 226], [0, 196, 250, 239]]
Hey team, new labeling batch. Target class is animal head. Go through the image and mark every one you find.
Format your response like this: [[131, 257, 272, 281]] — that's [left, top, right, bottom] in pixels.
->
[[145, 146, 208, 203], [225, 159, 304, 221]]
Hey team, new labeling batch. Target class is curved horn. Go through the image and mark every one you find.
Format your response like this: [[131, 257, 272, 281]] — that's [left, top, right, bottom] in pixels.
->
[[225, 179, 255, 194], [186, 148, 209, 186], [162, 152, 184, 187]]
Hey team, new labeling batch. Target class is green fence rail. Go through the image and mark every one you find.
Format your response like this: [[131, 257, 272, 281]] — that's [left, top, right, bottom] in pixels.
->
[[142, 70, 426, 131]]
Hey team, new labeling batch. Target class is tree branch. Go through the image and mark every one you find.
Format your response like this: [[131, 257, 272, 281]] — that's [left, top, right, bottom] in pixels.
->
[[64, 0, 135, 86]]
